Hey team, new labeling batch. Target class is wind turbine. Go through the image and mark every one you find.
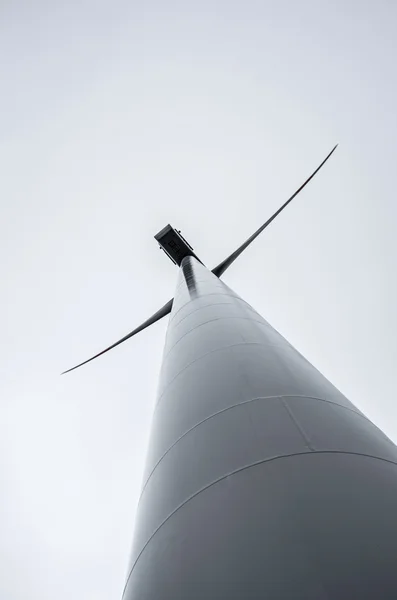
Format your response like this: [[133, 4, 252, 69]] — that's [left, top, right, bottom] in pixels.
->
[[64, 145, 397, 600]]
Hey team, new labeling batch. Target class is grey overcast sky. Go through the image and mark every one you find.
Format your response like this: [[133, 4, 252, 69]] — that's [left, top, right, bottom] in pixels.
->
[[1, 1, 397, 598]]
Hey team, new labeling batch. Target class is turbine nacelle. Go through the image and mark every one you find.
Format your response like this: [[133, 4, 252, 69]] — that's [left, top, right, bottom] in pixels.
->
[[154, 225, 201, 266]]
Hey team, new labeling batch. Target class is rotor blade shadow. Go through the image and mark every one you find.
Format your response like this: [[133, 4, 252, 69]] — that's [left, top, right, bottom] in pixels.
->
[[181, 257, 198, 299]]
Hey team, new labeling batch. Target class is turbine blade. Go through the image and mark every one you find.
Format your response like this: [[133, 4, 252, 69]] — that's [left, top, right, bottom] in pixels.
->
[[211, 144, 338, 278], [62, 298, 173, 374]]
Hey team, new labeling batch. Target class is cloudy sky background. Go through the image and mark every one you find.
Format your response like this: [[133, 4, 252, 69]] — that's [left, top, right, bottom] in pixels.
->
[[1, 1, 397, 598]]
